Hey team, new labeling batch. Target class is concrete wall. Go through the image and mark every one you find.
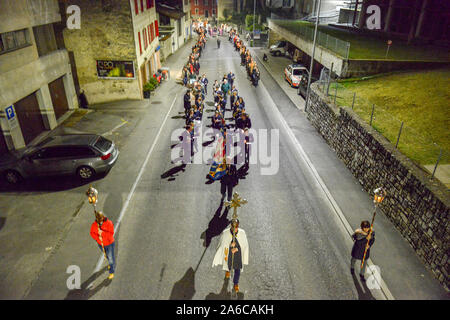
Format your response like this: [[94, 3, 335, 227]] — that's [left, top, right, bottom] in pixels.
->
[[343, 59, 449, 78], [0, 0, 76, 150], [268, 18, 346, 76], [62, 0, 141, 104], [0, 0, 61, 33], [307, 82, 450, 291]]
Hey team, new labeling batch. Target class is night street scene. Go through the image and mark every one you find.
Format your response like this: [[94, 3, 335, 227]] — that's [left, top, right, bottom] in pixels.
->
[[0, 0, 449, 313]]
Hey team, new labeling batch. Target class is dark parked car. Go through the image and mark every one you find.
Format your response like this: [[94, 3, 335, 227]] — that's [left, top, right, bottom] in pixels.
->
[[0, 134, 119, 184]]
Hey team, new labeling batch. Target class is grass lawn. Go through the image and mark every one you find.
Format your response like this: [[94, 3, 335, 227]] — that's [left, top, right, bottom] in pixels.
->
[[273, 20, 450, 61], [327, 68, 450, 166]]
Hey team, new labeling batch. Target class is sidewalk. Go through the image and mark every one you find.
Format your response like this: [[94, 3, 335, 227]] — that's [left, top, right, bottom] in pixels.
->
[[250, 47, 448, 299]]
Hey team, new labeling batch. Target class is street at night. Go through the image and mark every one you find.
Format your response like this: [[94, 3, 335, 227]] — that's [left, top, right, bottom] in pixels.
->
[[0, 0, 449, 313]]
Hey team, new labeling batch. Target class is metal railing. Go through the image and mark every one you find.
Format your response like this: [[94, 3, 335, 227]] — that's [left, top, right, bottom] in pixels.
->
[[272, 19, 351, 59], [316, 73, 449, 186]]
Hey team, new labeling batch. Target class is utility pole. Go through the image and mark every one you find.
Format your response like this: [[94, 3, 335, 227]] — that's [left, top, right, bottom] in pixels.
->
[[305, 0, 321, 113], [252, 0, 256, 47]]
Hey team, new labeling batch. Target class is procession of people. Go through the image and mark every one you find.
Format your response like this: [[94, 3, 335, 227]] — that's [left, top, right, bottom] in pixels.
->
[[86, 22, 378, 299]]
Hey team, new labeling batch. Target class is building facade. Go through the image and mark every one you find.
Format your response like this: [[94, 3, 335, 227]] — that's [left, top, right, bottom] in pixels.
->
[[0, 0, 78, 154], [61, 0, 161, 105], [191, 0, 218, 19], [156, 0, 192, 61]]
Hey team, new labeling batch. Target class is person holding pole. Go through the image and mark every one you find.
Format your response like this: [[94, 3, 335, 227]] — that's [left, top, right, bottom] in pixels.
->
[[350, 220, 375, 282], [90, 211, 116, 280], [213, 219, 249, 293]]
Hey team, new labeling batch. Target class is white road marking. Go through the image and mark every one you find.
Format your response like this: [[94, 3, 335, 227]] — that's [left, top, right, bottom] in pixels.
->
[[94, 95, 178, 272], [259, 80, 395, 300], [102, 119, 129, 136]]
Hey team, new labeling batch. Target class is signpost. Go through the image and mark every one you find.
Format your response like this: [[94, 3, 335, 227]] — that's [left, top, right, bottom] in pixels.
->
[[385, 40, 392, 59], [5, 105, 18, 129]]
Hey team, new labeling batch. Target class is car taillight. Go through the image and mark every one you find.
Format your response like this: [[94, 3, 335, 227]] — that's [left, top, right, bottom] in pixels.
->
[[101, 153, 111, 160]]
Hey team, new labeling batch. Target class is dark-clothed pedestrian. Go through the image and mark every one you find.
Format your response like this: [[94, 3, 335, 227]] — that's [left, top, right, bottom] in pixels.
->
[[220, 159, 238, 202], [79, 90, 89, 109], [351, 220, 375, 281], [235, 113, 252, 131], [201, 74, 209, 95], [227, 72, 235, 88], [90, 211, 115, 280]]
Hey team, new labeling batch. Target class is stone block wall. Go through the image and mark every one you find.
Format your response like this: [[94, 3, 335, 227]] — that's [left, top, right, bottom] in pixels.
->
[[62, 0, 141, 104], [307, 83, 449, 291]]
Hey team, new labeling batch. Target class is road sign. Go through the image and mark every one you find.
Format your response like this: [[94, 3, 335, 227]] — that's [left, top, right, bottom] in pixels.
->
[[253, 30, 261, 40], [5, 105, 18, 129]]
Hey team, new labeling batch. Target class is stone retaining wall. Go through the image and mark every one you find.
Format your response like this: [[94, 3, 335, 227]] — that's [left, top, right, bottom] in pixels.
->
[[307, 83, 449, 291]]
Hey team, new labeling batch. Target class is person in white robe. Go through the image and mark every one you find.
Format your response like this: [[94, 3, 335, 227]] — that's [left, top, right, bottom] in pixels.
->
[[212, 219, 249, 292]]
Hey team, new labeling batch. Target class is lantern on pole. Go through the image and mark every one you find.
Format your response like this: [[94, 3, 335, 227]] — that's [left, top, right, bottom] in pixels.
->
[[86, 185, 98, 211], [361, 187, 386, 269]]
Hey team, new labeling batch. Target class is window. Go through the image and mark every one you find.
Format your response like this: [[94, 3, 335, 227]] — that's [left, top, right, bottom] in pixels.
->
[[143, 28, 147, 49], [138, 31, 142, 54], [0, 28, 31, 54], [204, 0, 208, 5], [177, 19, 182, 37], [154, 20, 159, 37], [68, 146, 96, 158], [212, 9, 216, 15], [195, 8, 199, 15], [194, 0, 198, 5], [148, 25, 151, 44], [150, 22, 154, 42]]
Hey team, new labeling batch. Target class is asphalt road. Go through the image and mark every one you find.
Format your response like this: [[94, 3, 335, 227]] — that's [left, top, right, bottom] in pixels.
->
[[81, 37, 381, 300]]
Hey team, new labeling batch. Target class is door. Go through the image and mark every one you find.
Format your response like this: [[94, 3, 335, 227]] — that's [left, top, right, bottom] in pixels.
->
[[49, 77, 70, 120], [0, 129, 8, 155], [14, 93, 46, 145], [27, 146, 76, 176], [65, 145, 97, 175]]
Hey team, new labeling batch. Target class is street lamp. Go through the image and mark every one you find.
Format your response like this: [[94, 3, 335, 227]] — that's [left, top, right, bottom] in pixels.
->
[[252, 0, 256, 47], [305, 0, 322, 113]]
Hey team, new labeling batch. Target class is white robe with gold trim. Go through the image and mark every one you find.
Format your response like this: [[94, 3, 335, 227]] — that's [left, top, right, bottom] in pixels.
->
[[212, 228, 249, 271]]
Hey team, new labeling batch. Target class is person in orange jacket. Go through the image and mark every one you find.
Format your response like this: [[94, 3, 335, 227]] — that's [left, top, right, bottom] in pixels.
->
[[90, 211, 116, 280]]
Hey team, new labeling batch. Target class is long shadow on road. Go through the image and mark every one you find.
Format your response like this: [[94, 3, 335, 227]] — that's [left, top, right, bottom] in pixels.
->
[[352, 273, 375, 300], [65, 266, 111, 300], [0, 173, 107, 194], [200, 202, 230, 248]]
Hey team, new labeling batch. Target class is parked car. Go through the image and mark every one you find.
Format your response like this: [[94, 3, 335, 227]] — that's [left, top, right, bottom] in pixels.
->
[[284, 64, 308, 88], [0, 134, 119, 184], [297, 73, 319, 98], [269, 41, 287, 56]]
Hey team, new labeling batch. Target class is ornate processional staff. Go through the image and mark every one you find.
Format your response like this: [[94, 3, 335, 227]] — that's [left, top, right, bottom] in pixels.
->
[[361, 187, 386, 269], [224, 192, 248, 294]]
